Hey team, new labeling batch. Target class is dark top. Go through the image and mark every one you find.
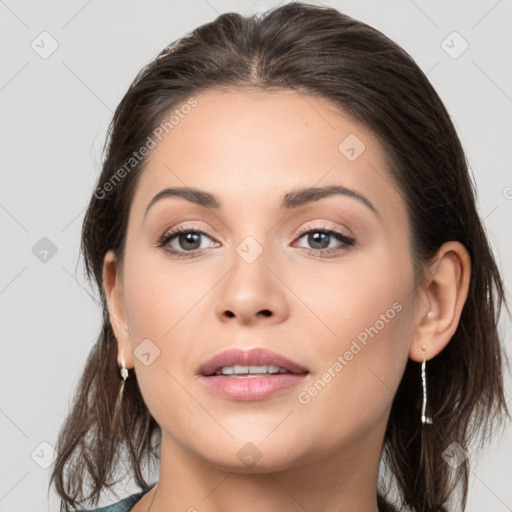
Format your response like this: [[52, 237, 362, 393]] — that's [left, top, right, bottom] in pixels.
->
[[83, 485, 400, 511], [80, 485, 156, 512]]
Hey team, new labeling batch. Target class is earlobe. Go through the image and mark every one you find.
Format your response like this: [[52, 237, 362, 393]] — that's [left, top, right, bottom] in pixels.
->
[[409, 241, 471, 363], [102, 250, 134, 368]]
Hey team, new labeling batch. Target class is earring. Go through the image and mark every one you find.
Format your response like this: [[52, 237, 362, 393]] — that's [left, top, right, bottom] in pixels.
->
[[421, 344, 433, 425], [120, 359, 129, 381], [112, 354, 129, 427]]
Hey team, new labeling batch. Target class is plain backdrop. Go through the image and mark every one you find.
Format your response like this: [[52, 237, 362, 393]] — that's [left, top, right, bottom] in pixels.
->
[[1, 1, 511, 511]]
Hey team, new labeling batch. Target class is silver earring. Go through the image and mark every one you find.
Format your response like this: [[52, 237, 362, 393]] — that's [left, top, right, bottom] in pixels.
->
[[120, 359, 129, 381], [112, 356, 129, 427], [421, 345, 433, 425]]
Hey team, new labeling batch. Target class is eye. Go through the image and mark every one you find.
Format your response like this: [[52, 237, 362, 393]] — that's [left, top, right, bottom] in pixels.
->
[[294, 224, 356, 256], [156, 225, 219, 259], [156, 223, 356, 259]]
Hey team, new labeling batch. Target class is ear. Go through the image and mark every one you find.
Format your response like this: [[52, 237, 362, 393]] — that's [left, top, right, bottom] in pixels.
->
[[102, 250, 134, 368], [409, 241, 471, 362]]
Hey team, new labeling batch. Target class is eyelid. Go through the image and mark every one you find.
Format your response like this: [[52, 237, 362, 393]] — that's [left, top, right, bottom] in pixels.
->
[[294, 222, 354, 241]]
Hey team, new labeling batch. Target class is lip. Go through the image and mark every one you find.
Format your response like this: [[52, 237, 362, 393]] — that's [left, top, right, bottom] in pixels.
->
[[197, 347, 309, 401], [198, 347, 309, 376], [199, 373, 308, 401]]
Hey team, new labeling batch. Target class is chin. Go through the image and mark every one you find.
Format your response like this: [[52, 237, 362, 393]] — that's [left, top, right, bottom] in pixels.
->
[[203, 450, 305, 475], [192, 433, 316, 475]]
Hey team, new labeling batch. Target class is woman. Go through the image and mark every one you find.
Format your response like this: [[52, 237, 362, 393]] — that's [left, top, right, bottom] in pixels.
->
[[49, 2, 509, 511]]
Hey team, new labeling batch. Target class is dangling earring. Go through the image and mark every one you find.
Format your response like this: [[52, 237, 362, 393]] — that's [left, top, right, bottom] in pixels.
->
[[421, 344, 433, 425], [112, 352, 129, 428]]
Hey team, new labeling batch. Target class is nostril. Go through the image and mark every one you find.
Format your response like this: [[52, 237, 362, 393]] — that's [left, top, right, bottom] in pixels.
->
[[223, 310, 271, 318]]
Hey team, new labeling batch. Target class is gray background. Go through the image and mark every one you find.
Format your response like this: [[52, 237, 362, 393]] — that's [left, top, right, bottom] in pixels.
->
[[1, 1, 511, 511]]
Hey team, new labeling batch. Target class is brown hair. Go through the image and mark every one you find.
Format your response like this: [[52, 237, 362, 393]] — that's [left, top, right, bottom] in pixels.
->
[[49, 3, 510, 511]]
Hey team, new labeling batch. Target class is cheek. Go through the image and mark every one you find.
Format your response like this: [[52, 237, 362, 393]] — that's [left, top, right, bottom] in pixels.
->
[[120, 246, 219, 423], [296, 240, 414, 350], [293, 245, 415, 425], [122, 246, 205, 342]]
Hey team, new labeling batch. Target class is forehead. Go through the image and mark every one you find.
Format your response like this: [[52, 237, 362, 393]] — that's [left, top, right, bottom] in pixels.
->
[[131, 88, 403, 220], [145, 87, 381, 169]]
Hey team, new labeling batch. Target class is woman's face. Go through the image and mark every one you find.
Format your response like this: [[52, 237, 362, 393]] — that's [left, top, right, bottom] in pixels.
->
[[108, 88, 423, 472]]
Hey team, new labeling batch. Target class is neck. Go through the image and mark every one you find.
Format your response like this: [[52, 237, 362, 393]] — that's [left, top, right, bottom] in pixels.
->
[[146, 429, 383, 512]]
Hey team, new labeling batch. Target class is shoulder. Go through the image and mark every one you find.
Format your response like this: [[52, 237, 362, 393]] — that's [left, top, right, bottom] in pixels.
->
[[79, 485, 155, 512]]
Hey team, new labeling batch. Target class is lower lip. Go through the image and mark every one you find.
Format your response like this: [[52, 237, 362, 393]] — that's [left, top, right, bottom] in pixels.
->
[[199, 373, 308, 401]]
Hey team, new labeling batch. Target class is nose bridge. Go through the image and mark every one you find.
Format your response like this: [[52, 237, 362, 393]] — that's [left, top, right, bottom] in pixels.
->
[[229, 209, 273, 269], [229, 232, 270, 302], [215, 228, 287, 324]]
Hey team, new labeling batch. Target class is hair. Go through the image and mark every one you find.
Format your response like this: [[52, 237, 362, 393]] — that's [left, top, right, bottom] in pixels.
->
[[49, 2, 510, 511]]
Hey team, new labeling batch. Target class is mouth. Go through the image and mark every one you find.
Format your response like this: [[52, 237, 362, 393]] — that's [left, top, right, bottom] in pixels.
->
[[198, 347, 309, 377], [198, 347, 309, 401], [210, 364, 297, 376]]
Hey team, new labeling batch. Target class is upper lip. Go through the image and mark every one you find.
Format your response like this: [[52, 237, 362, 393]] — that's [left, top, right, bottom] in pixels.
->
[[198, 348, 309, 376]]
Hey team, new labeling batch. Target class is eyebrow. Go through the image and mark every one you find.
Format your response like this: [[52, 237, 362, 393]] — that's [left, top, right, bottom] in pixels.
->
[[144, 185, 379, 218]]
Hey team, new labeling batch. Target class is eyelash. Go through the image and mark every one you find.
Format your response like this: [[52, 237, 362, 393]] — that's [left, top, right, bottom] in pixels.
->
[[156, 223, 356, 259]]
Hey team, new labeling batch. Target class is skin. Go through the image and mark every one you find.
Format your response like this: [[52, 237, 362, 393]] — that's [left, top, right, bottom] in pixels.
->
[[102, 88, 470, 512]]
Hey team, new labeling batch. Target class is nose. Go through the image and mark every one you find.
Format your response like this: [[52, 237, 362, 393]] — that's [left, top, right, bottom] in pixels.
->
[[215, 244, 289, 326]]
